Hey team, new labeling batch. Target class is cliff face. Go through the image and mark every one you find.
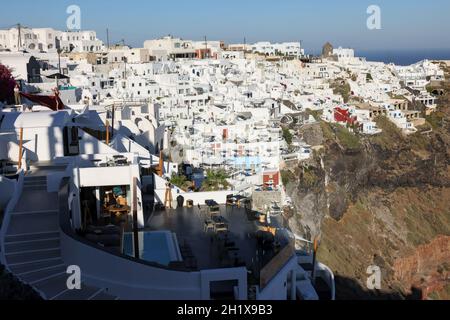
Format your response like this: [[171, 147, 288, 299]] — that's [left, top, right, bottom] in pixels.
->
[[284, 104, 450, 299], [393, 235, 450, 299]]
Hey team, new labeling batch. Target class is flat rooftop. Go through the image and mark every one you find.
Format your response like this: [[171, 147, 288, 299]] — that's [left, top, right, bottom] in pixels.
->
[[145, 205, 290, 277], [0, 110, 73, 130]]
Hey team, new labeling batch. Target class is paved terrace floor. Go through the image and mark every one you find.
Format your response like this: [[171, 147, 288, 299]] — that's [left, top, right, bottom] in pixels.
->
[[145, 205, 290, 276]]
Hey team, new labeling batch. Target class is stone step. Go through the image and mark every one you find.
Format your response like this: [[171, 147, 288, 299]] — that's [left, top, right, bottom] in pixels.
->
[[12, 190, 58, 212], [23, 182, 47, 188], [6, 248, 61, 265], [24, 176, 47, 182], [33, 273, 72, 300], [5, 238, 60, 254], [54, 283, 101, 300], [9, 258, 65, 275], [23, 180, 47, 187], [3, 164, 115, 301], [19, 265, 67, 284], [10, 209, 58, 216], [7, 212, 59, 235], [5, 232, 60, 243]]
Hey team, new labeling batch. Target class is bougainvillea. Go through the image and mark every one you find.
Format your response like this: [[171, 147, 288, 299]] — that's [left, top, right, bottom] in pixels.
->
[[0, 63, 16, 102]]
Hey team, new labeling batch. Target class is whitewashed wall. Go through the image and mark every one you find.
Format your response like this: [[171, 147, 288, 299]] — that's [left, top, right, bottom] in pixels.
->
[[60, 231, 248, 300]]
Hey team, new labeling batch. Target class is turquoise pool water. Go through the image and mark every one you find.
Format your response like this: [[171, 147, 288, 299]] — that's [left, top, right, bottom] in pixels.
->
[[123, 231, 174, 266]]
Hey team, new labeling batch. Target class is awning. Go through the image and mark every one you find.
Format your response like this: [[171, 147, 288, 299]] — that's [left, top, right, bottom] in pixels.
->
[[20, 92, 65, 111], [45, 72, 70, 80]]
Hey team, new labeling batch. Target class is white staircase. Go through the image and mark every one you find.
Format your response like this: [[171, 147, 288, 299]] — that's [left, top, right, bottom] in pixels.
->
[[2, 174, 117, 300]]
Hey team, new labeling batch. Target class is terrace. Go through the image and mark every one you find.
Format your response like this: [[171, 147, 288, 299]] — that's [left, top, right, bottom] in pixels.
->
[[145, 204, 292, 280]]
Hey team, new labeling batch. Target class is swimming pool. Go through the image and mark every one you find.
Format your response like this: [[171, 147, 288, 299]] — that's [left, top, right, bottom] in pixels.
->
[[123, 231, 182, 266]]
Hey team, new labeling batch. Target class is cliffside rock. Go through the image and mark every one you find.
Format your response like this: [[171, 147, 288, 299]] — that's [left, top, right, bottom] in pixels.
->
[[284, 103, 450, 299]]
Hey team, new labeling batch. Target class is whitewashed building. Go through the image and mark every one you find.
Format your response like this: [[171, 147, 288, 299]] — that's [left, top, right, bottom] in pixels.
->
[[0, 27, 104, 53]]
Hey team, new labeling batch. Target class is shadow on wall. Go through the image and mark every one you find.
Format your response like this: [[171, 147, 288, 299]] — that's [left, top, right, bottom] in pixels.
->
[[335, 275, 423, 300]]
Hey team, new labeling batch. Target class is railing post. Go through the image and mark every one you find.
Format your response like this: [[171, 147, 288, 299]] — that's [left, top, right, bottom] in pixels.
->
[[132, 177, 140, 259], [18, 127, 24, 169], [105, 120, 110, 145], [311, 237, 319, 284], [111, 104, 115, 140]]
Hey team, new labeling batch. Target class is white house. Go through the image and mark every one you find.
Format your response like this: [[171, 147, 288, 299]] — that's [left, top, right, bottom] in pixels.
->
[[144, 36, 196, 61], [332, 47, 355, 61], [0, 27, 104, 53], [251, 42, 304, 57]]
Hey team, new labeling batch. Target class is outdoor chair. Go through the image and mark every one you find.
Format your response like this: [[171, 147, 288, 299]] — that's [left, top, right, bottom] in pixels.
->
[[204, 219, 215, 233]]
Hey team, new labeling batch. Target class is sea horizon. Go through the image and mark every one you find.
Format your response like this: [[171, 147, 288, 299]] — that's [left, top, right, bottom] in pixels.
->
[[357, 48, 450, 66], [306, 48, 450, 66]]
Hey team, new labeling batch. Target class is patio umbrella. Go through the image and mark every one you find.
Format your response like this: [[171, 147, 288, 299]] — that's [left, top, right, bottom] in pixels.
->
[[46, 72, 70, 80]]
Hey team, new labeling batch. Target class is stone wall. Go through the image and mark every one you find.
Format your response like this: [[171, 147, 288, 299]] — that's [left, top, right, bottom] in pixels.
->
[[252, 190, 282, 212]]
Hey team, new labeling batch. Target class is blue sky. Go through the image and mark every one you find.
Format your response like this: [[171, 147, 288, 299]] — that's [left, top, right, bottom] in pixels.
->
[[2, 0, 450, 53]]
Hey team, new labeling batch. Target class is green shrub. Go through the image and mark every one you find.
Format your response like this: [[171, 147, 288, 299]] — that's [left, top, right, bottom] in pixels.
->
[[201, 169, 230, 191], [426, 111, 444, 129], [335, 125, 361, 149], [282, 127, 293, 145], [281, 170, 295, 186]]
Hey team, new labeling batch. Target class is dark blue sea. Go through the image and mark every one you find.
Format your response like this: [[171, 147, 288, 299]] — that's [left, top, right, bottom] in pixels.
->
[[307, 48, 450, 66], [356, 48, 450, 66]]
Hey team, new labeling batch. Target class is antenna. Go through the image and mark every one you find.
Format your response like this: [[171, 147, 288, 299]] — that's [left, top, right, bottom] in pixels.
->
[[106, 28, 110, 50], [299, 39, 303, 58], [244, 36, 246, 59], [204, 35, 208, 59]]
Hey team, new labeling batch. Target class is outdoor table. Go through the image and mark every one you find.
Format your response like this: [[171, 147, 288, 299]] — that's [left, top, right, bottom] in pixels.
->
[[211, 216, 229, 233], [211, 216, 228, 224], [107, 205, 131, 218]]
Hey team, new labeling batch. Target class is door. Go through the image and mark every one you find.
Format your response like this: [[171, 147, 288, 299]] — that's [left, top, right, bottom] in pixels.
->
[[63, 126, 80, 156]]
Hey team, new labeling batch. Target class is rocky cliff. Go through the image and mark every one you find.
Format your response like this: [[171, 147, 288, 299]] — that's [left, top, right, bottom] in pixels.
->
[[284, 95, 450, 300]]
